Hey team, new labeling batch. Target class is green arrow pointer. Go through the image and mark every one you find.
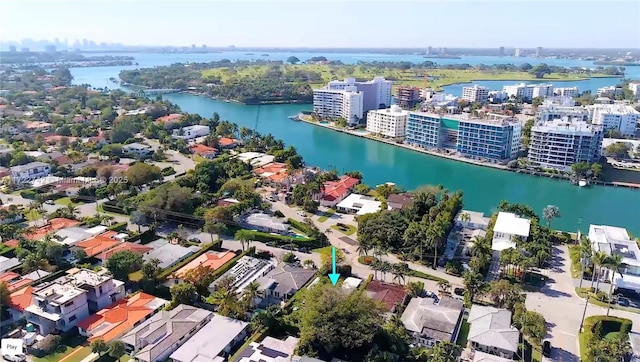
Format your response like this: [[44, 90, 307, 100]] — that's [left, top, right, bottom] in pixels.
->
[[328, 246, 340, 286]]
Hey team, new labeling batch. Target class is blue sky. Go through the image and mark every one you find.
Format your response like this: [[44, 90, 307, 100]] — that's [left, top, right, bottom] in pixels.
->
[[2, 0, 639, 48]]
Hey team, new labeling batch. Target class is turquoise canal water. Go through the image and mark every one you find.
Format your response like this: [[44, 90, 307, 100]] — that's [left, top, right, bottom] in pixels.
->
[[68, 53, 640, 234]]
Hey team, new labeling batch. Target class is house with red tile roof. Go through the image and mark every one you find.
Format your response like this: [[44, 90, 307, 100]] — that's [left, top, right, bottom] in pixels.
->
[[218, 137, 241, 149], [254, 162, 304, 190], [365, 280, 408, 313], [43, 134, 80, 145], [96, 243, 153, 262], [7, 286, 35, 321], [154, 113, 183, 128], [77, 292, 168, 342], [189, 143, 217, 159], [24, 218, 81, 240], [316, 175, 360, 207], [74, 231, 123, 257], [172, 251, 235, 280]]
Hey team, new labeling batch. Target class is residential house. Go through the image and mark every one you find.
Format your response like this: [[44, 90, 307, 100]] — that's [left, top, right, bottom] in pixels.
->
[[0, 205, 24, 225], [44, 135, 80, 145], [53, 225, 112, 246], [233, 336, 300, 362], [256, 264, 316, 306], [142, 239, 200, 269], [336, 193, 382, 215], [472, 351, 514, 362], [242, 213, 290, 234], [23, 121, 51, 132], [154, 113, 183, 128], [168, 251, 236, 284], [169, 313, 249, 362], [387, 193, 413, 211], [401, 296, 464, 347], [365, 280, 408, 313], [24, 218, 81, 241], [209, 256, 276, 294], [467, 305, 520, 359], [589, 224, 640, 294], [10, 161, 51, 183], [172, 125, 210, 140], [119, 305, 213, 362], [316, 175, 360, 207], [491, 212, 531, 255], [189, 143, 217, 159], [74, 230, 126, 257], [24, 282, 90, 335], [96, 243, 153, 263], [218, 137, 241, 149], [122, 143, 153, 157], [8, 286, 36, 322], [254, 162, 293, 187], [342, 277, 363, 291], [61, 268, 126, 312], [0, 255, 20, 273], [78, 292, 168, 342], [237, 152, 275, 167], [456, 210, 491, 230]]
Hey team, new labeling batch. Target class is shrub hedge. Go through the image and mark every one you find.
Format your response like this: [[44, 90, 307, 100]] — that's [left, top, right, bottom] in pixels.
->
[[286, 218, 312, 235], [241, 230, 320, 248]]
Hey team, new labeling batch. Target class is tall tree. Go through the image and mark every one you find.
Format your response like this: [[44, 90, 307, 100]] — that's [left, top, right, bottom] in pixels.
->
[[542, 205, 560, 229], [605, 254, 624, 316]]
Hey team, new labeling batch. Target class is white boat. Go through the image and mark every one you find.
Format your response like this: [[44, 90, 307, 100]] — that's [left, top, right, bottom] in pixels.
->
[[578, 179, 588, 187]]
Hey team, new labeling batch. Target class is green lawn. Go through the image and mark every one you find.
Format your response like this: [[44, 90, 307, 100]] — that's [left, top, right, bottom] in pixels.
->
[[55, 197, 74, 206], [456, 321, 470, 347], [331, 224, 357, 236], [34, 344, 91, 362], [579, 331, 589, 361], [193, 155, 206, 163], [575, 287, 639, 314], [25, 209, 41, 221], [317, 209, 336, 222], [312, 245, 333, 254], [128, 270, 144, 282]]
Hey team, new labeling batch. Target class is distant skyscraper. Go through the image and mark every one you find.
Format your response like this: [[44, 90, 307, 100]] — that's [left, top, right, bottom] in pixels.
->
[[514, 48, 521, 57], [45, 45, 56, 53], [8, 45, 16, 52], [427, 46, 432, 55], [536, 47, 542, 57], [499, 46, 505, 57], [21, 47, 29, 52], [441, 47, 447, 54]]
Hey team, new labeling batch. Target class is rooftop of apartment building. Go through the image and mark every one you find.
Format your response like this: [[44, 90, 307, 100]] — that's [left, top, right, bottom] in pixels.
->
[[32, 282, 86, 305], [532, 119, 602, 135], [590, 104, 640, 115], [64, 268, 114, 287], [369, 105, 408, 116], [409, 111, 518, 125]]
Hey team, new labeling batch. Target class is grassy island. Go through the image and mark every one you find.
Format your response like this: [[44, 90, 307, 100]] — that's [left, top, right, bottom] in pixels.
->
[[119, 59, 622, 104]]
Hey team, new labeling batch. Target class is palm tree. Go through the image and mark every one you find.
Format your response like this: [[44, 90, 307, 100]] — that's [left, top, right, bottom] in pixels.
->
[[605, 254, 624, 316], [243, 281, 261, 309], [578, 237, 593, 290], [592, 251, 609, 292], [391, 263, 406, 285], [542, 205, 560, 229], [23, 253, 47, 278], [235, 230, 251, 252], [459, 212, 471, 224], [437, 279, 451, 294], [65, 203, 80, 219], [209, 287, 241, 317]]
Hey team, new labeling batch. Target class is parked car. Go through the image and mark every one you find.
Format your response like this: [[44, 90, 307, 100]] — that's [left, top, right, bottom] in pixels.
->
[[617, 297, 630, 307], [454, 287, 465, 296], [44, 200, 55, 205], [297, 247, 310, 254], [282, 245, 294, 250], [188, 238, 201, 244], [542, 340, 551, 357], [3, 354, 26, 362], [297, 211, 306, 217]]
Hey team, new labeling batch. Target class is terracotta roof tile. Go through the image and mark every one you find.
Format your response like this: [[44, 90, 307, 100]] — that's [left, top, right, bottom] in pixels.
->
[[9, 286, 34, 312], [174, 251, 236, 278], [97, 243, 152, 262], [322, 176, 359, 202], [25, 218, 80, 240]]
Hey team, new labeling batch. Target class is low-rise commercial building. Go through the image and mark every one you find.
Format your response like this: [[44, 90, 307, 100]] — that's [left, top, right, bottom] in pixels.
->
[[462, 85, 489, 103], [456, 116, 522, 161], [589, 104, 639, 137], [528, 120, 603, 171], [312, 87, 364, 125], [365, 105, 409, 138], [590, 224, 640, 294]]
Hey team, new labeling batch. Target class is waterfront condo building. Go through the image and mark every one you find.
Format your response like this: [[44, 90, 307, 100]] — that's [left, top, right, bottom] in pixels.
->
[[589, 224, 640, 294], [366, 105, 409, 138], [553, 86, 580, 97], [405, 111, 445, 149], [456, 115, 522, 161], [528, 120, 603, 171], [597, 86, 623, 98], [395, 86, 422, 109], [629, 82, 640, 97], [502, 83, 554, 101], [462, 85, 489, 103], [589, 104, 639, 137], [326, 77, 392, 112], [536, 102, 589, 122], [312, 87, 364, 125]]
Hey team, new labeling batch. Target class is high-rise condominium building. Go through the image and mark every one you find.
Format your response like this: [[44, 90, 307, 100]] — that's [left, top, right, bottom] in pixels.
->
[[462, 85, 489, 103], [589, 104, 639, 137], [396, 87, 422, 109], [326, 77, 392, 112], [503, 83, 554, 101], [366, 105, 409, 138], [312, 87, 363, 125], [456, 116, 522, 160], [528, 120, 603, 171]]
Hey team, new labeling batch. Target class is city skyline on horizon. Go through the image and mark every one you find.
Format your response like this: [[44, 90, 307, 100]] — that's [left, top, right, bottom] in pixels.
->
[[1, 1, 639, 49]]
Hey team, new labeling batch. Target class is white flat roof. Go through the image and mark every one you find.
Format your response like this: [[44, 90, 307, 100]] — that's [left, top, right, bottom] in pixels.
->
[[589, 224, 639, 266], [493, 212, 531, 237], [336, 194, 381, 215]]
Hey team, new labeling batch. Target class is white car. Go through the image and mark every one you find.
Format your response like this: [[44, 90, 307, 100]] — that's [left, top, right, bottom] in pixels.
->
[[297, 211, 306, 217], [3, 354, 26, 362]]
